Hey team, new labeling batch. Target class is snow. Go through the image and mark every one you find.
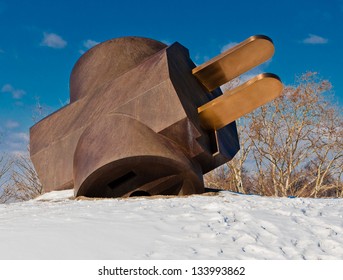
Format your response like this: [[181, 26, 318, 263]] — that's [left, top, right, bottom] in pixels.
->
[[0, 190, 343, 259]]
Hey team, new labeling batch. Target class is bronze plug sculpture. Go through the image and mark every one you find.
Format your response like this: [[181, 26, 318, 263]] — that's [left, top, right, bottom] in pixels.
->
[[30, 35, 283, 198]]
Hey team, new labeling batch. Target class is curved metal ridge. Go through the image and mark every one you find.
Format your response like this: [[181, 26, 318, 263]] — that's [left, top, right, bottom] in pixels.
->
[[198, 73, 283, 130], [192, 35, 275, 92], [232, 73, 281, 91]]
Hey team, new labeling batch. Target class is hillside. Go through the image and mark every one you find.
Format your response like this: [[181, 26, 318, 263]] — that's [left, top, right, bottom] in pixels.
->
[[0, 190, 342, 259]]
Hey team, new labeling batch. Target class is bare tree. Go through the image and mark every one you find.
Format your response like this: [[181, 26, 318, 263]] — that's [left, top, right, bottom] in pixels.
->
[[0, 154, 11, 186], [206, 72, 343, 197], [1, 132, 12, 202], [31, 96, 52, 123], [225, 117, 253, 194], [0, 98, 48, 203], [248, 72, 342, 197], [205, 77, 253, 193], [0, 153, 12, 203], [10, 152, 43, 201], [0, 151, 43, 203]]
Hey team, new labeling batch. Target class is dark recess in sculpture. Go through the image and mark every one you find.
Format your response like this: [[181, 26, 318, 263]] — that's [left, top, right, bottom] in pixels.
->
[[30, 35, 283, 198]]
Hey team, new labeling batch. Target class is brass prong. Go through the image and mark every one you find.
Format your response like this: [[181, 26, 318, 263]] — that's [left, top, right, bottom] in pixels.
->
[[198, 73, 283, 130], [192, 35, 275, 92]]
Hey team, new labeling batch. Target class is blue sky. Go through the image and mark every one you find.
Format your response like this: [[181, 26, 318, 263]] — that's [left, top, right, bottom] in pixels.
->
[[0, 0, 342, 154]]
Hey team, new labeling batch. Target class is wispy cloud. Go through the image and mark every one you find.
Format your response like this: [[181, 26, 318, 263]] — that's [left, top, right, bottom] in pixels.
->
[[40, 32, 67, 49], [83, 39, 99, 49], [11, 132, 29, 142], [193, 41, 238, 65], [1, 84, 26, 99], [221, 42, 238, 53], [0, 131, 29, 154], [79, 39, 100, 54], [5, 120, 20, 129], [302, 34, 328, 45], [0, 48, 4, 54]]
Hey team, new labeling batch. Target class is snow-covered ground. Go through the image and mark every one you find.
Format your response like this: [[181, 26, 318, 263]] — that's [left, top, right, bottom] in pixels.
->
[[0, 190, 342, 259]]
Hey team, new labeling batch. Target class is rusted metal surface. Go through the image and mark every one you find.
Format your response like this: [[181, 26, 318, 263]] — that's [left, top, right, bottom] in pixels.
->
[[30, 35, 282, 198]]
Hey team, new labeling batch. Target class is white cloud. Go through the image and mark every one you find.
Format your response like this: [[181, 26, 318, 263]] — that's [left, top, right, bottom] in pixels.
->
[[83, 39, 99, 49], [221, 42, 238, 53], [1, 84, 13, 92], [78, 39, 100, 55], [12, 89, 25, 99], [302, 34, 328, 45], [11, 132, 29, 142], [0, 132, 29, 154], [0, 48, 4, 53], [5, 120, 20, 129], [40, 32, 67, 49], [1, 84, 26, 99]]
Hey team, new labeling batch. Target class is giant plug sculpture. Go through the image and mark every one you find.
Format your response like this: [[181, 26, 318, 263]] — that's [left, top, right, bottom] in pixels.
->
[[30, 35, 283, 198]]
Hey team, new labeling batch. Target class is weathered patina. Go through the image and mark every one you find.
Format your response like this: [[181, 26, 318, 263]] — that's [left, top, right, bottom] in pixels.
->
[[30, 35, 282, 198]]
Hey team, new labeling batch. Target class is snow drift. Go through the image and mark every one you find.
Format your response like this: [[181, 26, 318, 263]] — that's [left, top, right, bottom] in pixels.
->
[[0, 190, 342, 259]]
